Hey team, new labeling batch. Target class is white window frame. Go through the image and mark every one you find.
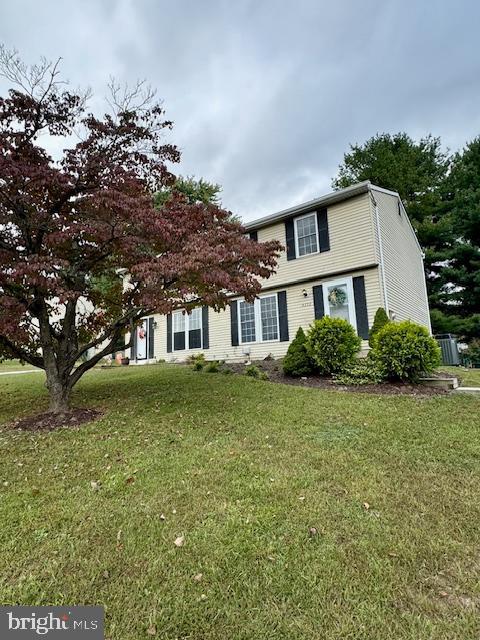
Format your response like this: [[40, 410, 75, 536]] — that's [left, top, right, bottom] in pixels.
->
[[238, 293, 280, 344], [172, 308, 203, 351], [322, 276, 357, 332], [294, 212, 319, 259]]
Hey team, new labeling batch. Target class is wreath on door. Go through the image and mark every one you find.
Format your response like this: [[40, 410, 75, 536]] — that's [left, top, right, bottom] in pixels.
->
[[138, 327, 146, 339], [328, 287, 347, 307]]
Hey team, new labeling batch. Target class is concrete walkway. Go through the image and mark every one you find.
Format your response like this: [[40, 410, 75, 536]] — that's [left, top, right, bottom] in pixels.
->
[[454, 386, 480, 394], [0, 369, 42, 376]]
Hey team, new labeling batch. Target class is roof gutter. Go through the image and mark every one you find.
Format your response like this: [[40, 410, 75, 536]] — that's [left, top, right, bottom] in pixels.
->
[[244, 181, 372, 231]]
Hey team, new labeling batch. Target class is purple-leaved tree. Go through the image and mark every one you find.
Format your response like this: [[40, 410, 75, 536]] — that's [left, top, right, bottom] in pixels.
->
[[0, 48, 280, 412]]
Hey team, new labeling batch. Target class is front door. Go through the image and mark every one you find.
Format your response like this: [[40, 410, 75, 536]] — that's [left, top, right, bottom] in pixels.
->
[[136, 320, 148, 360]]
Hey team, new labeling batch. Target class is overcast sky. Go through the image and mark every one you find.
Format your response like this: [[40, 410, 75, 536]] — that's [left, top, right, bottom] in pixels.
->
[[1, 0, 480, 221]]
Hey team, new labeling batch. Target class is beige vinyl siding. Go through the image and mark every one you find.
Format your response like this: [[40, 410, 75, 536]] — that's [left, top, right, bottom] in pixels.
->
[[372, 188, 430, 329], [135, 267, 382, 363], [256, 193, 377, 288]]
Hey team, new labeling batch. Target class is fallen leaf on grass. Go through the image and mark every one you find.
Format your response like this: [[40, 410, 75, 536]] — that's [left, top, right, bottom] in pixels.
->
[[174, 535, 185, 547], [90, 481, 100, 491], [146, 624, 156, 635], [362, 502, 370, 510], [193, 573, 203, 581]]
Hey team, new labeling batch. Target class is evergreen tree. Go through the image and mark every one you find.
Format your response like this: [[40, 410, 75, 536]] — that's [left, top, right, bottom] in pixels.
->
[[369, 308, 390, 347], [433, 138, 480, 340], [283, 327, 314, 376]]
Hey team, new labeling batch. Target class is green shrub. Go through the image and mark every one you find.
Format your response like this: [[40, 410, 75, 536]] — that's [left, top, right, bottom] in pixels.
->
[[188, 352, 205, 364], [221, 367, 233, 375], [245, 364, 261, 378], [306, 317, 361, 374], [259, 371, 270, 381], [283, 327, 314, 376], [369, 307, 390, 347], [189, 353, 206, 371], [204, 360, 220, 373], [333, 357, 385, 385], [371, 320, 441, 381], [466, 339, 480, 365]]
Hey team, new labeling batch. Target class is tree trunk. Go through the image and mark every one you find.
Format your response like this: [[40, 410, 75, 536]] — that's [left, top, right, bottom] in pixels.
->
[[45, 370, 71, 413]]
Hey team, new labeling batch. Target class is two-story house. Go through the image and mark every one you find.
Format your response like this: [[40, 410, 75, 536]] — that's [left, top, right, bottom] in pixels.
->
[[129, 181, 431, 363]]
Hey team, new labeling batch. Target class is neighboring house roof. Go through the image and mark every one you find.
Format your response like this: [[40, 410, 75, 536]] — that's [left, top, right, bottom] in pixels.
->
[[244, 180, 400, 231]]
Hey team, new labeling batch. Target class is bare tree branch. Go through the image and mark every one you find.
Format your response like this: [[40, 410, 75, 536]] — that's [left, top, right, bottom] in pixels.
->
[[106, 76, 157, 118], [0, 45, 65, 98]]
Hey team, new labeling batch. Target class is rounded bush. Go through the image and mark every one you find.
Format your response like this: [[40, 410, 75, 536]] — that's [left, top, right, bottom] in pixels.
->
[[371, 320, 441, 381], [306, 317, 361, 375], [283, 327, 314, 377]]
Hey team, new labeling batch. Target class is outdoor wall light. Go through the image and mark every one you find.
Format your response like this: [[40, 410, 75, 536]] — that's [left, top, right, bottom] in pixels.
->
[[153, 321, 158, 329], [302, 289, 308, 298]]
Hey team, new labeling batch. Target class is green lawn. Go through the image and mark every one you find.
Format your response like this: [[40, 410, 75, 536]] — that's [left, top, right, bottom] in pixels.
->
[[441, 366, 480, 387], [0, 365, 479, 639], [0, 359, 37, 372]]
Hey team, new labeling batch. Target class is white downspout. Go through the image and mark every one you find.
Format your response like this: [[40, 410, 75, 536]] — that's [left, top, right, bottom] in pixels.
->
[[372, 194, 389, 316]]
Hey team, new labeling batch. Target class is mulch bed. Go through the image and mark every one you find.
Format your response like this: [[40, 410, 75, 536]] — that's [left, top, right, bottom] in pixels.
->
[[9, 408, 103, 432], [226, 359, 449, 396]]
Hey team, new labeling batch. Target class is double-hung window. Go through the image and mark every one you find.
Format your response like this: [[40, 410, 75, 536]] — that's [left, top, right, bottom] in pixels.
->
[[294, 213, 319, 257], [239, 294, 279, 344], [323, 277, 357, 332], [173, 307, 202, 350]]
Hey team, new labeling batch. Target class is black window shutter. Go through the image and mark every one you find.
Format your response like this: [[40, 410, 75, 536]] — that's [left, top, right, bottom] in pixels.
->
[[277, 291, 289, 342], [130, 322, 137, 360], [353, 276, 369, 339], [202, 306, 209, 349], [317, 208, 330, 252], [166, 314, 172, 353], [249, 230, 258, 242], [313, 285, 325, 319], [230, 300, 239, 346], [148, 317, 155, 358], [285, 219, 296, 260]]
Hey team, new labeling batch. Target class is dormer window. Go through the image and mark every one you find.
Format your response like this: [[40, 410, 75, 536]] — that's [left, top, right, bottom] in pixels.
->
[[294, 213, 319, 257]]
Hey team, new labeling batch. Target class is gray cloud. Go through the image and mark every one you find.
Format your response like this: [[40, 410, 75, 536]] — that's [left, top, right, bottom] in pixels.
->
[[1, 0, 479, 220]]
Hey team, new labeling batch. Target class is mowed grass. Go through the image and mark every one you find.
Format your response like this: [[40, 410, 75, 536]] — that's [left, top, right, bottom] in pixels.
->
[[0, 365, 479, 640], [442, 366, 480, 387], [0, 359, 38, 372]]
